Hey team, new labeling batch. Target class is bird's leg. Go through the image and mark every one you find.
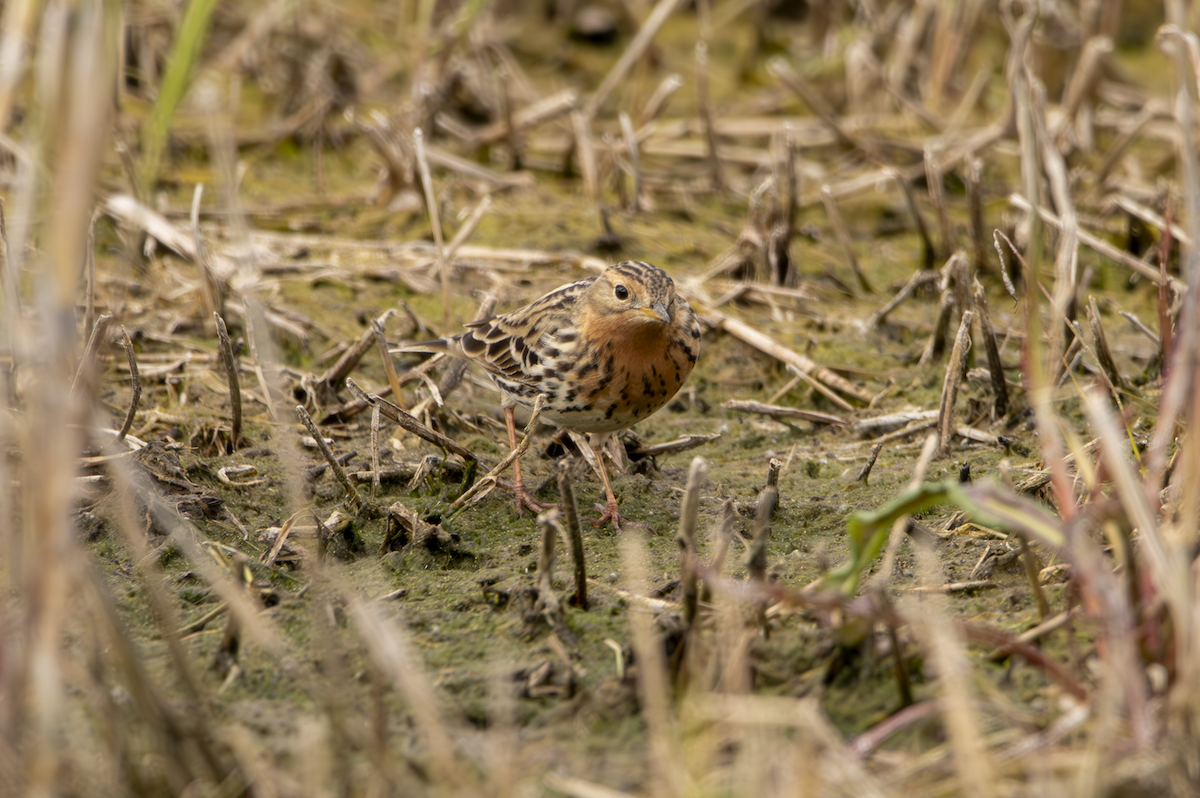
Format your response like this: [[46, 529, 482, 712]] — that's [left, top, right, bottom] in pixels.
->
[[503, 405, 550, 516], [589, 441, 625, 531]]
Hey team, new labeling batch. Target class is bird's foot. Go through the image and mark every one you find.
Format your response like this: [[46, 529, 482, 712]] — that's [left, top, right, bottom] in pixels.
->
[[590, 500, 626, 531], [511, 483, 553, 517]]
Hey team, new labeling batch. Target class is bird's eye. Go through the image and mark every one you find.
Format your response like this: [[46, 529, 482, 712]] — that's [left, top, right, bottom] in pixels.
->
[[614, 285, 630, 300]]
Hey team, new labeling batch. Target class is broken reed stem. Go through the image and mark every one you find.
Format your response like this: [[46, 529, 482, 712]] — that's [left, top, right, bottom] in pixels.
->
[[214, 313, 242, 452], [115, 327, 141, 443], [618, 111, 642, 212], [973, 283, 1009, 418], [443, 195, 492, 262], [769, 56, 877, 158], [701, 499, 736, 605], [746, 459, 780, 584], [446, 394, 546, 518], [857, 442, 883, 484], [370, 404, 382, 498], [413, 129, 450, 333], [190, 184, 223, 319], [556, 461, 587, 609], [925, 144, 952, 259], [296, 404, 364, 513], [993, 229, 1025, 301], [747, 458, 780, 638], [639, 73, 683, 126], [1010, 194, 1182, 291], [695, 41, 725, 191], [583, 0, 684, 119], [918, 288, 955, 367], [1086, 296, 1124, 392], [966, 159, 987, 275], [1057, 36, 1113, 141], [535, 509, 561, 618], [821, 185, 872, 293], [242, 307, 279, 422], [891, 169, 937, 269], [865, 268, 940, 331], [320, 309, 396, 391], [1019, 534, 1051, 621], [1158, 218, 1174, 375], [71, 313, 113, 394], [344, 378, 478, 466], [570, 111, 598, 199], [676, 457, 707, 629], [937, 310, 974, 457], [1096, 101, 1164, 183], [373, 318, 406, 411]]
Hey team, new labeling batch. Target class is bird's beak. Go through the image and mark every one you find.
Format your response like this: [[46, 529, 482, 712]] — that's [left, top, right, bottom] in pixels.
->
[[642, 301, 671, 323]]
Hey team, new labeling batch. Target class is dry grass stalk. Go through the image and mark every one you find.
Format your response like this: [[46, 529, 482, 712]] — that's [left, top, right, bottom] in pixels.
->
[[768, 57, 880, 159], [214, 313, 242, 452], [972, 282, 1009, 418], [745, 458, 780, 587], [190, 184, 224, 319], [675, 457, 706, 629], [373, 318, 406, 410], [344, 377, 478, 466], [1018, 534, 1050, 620], [1015, 200, 1184, 301], [412, 128, 450, 332], [583, 0, 684, 120], [890, 168, 937, 269], [318, 308, 396, 396], [691, 298, 868, 408], [701, 499, 737, 606], [1085, 296, 1124, 392], [618, 111, 643, 211], [918, 285, 955, 367], [472, 88, 576, 146], [535, 508, 563, 621], [570, 111, 599, 199], [864, 267, 940, 331], [695, 41, 725, 191], [722, 399, 845, 426], [447, 393, 546, 517], [1057, 36, 1113, 147], [820, 186, 872, 293], [71, 312, 113, 394], [115, 327, 142, 443], [856, 441, 883, 484], [966, 158, 986, 274], [620, 529, 687, 797], [924, 143, 952, 257], [1096, 100, 1168, 183], [936, 310, 974, 458], [557, 461, 587, 609], [639, 73, 682, 126], [296, 404, 364, 513]]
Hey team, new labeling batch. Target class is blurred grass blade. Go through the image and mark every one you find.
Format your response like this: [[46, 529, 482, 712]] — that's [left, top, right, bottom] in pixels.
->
[[829, 480, 1066, 594], [137, 0, 220, 199]]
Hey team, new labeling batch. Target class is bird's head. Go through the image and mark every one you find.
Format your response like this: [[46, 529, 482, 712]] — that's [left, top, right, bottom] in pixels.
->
[[587, 260, 677, 325]]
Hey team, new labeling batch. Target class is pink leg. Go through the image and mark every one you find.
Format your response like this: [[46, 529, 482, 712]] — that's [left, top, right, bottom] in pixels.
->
[[589, 443, 625, 531], [503, 405, 550, 516]]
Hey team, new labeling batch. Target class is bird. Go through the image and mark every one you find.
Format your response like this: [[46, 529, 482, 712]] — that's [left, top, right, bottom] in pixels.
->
[[401, 260, 701, 529]]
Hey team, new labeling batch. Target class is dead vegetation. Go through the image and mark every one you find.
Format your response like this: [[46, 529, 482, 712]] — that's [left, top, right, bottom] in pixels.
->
[[3, 0, 1200, 795]]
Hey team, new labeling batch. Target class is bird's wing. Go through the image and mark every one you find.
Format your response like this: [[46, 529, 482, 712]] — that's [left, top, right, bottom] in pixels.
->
[[454, 277, 594, 387]]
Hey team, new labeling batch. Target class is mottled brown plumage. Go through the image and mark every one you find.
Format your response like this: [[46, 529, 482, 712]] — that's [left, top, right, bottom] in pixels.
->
[[411, 260, 701, 528]]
